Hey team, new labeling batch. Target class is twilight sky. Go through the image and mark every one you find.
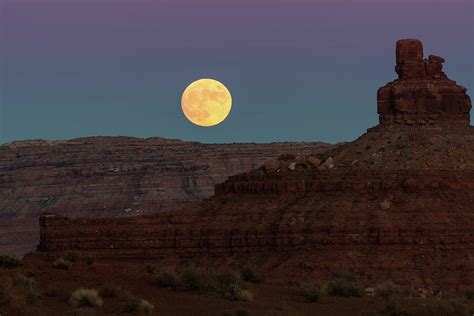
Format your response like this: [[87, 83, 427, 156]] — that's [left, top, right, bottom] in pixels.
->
[[1, 0, 472, 144]]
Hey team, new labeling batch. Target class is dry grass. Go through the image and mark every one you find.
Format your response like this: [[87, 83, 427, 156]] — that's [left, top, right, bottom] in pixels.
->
[[69, 289, 102, 308], [0, 273, 41, 313], [11, 273, 41, 304], [326, 271, 364, 298], [53, 258, 73, 270], [151, 267, 253, 301], [99, 284, 123, 298], [375, 282, 401, 300], [153, 269, 179, 290], [121, 294, 154, 315]]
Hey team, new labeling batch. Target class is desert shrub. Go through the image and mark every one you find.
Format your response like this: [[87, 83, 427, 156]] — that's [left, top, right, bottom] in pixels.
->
[[375, 282, 401, 301], [214, 271, 240, 291], [12, 273, 41, 304], [69, 289, 102, 308], [240, 267, 262, 284], [0, 274, 41, 310], [99, 285, 123, 298], [53, 258, 73, 270], [210, 271, 252, 301], [152, 267, 252, 302], [327, 278, 364, 297], [301, 282, 321, 302], [154, 270, 179, 290], [0, 255, 22, 268], [121, 296, 154, 314], [359, 311, 380, 316], [64, 251, 80, 263], [411, 299, 468, 316], [326, 270, 364, 297], [180, 267, 206, 292], [235, 289, 253, 302], [464, 288, 474, 300]]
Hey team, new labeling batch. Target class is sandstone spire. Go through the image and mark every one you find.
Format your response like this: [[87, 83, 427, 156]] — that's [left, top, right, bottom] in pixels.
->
[[377, 39, 471, 125]]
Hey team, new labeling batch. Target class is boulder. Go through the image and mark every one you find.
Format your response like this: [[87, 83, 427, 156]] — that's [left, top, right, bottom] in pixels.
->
[[323, 157, 334, 169], [428, 54, 445, 63], [380, 200, 391, 210], [264, 159, 281, 172], [295, 156, 306, 165], [306, 156, 322, 167]]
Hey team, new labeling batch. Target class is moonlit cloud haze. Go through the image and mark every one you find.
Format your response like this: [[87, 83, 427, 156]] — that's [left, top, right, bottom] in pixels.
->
[[1, 0, 472, 144]]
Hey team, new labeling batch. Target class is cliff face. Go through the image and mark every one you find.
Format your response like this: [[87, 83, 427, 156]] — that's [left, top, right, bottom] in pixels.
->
[[0, 138, 332, 254], [36, 39, 474, 291]]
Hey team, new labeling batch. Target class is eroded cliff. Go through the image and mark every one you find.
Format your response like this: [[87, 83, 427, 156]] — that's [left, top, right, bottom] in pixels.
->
[[0, 138, 331, 254]]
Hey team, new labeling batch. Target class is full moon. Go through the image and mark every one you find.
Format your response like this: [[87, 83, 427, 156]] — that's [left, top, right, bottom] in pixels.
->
[[181, 78, 232, 127]]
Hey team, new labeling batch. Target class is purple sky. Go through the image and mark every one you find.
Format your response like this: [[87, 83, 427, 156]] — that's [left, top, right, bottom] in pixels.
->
[[1, 0, 473, 144]]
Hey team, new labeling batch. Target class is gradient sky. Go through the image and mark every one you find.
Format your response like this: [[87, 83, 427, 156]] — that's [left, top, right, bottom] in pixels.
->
[[1, 0, 472, 144]]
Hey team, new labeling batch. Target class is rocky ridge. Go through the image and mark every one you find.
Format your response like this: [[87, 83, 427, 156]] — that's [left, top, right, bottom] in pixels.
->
[[0, 138, 332, 254]]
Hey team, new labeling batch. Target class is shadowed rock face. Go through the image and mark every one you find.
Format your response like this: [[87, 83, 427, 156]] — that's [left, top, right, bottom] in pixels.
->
[[37, 40, 473, 292], [378, 39, 472, 125], [0, 138, 332, 255]]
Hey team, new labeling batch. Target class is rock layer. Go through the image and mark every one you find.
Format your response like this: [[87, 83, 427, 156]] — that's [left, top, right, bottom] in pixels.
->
[[0, 138, 331, 255], [36, 40, 474, 291]]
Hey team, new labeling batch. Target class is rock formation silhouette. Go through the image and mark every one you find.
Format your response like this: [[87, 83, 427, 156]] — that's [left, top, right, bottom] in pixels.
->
[[378, 39, 471, 125]]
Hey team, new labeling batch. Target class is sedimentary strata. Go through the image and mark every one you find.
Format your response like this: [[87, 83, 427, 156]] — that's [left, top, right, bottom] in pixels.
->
[[0, 138, 331, 254]]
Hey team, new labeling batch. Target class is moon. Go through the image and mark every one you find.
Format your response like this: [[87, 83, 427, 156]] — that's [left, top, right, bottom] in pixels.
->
[[181, 78, 232, 127]]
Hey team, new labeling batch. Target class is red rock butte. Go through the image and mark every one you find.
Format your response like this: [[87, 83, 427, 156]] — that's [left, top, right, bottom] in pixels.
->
[[35, 40, 473, 292], [378, 39, 471, 125]]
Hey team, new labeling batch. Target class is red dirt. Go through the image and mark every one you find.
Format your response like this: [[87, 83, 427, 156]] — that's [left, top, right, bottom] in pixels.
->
[[2, 256, 473, 315]]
